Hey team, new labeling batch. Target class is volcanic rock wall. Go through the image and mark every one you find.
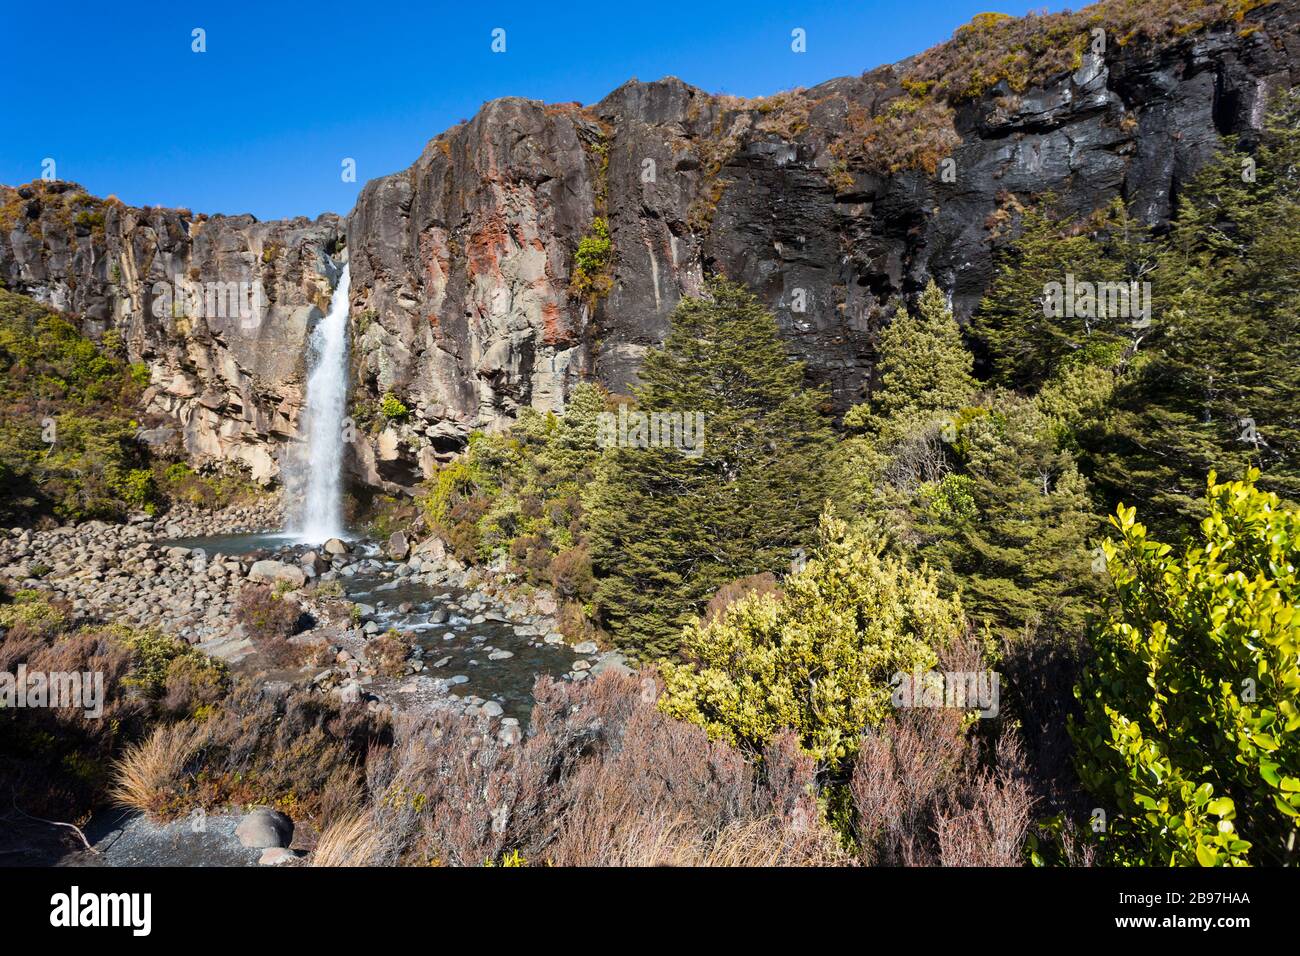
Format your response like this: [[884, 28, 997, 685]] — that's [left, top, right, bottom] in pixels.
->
[[3, 1, 1296, 491]]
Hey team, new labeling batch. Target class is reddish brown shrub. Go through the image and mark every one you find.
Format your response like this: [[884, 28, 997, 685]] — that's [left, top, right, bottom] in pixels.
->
[[548, 545, 593, 600], [852, 709, 1035, 866], [234, 584, 301, 641], [366, 630, 412, 678], [702, 572, 780, 625], [360, 671, 843, 866], [234, 583, 304, 666]]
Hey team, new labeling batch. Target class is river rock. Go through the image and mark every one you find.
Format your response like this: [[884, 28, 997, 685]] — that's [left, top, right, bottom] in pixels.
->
[[235, 808, 294, 849], [248, 560, 306, 589], [323, 537, 350, 556], [300, 550, 327, 573], [386, 531, 410, 561], [415, 536, 447, 563]]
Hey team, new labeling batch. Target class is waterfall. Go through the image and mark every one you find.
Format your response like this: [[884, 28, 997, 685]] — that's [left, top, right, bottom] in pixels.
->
[[290, 263, 350, 542]]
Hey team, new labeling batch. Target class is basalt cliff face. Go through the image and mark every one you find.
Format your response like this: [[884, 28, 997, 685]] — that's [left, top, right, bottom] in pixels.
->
[[0, 187, 342, 482], [2, 2, 1297, 492]]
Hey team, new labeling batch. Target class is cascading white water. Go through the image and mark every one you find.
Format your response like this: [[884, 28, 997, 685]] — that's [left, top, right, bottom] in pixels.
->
[[291, 263, 350, 542]]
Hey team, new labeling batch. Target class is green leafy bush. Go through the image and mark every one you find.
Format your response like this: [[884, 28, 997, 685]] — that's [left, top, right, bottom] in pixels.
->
[[570, 217, 613, 298], [380, 393, 410, 421], [659, 510, 964, 768], [1072, 471, 1300, 865]]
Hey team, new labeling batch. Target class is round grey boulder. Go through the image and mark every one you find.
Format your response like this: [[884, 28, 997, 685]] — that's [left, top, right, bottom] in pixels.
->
[[235, 808, 294, 849]]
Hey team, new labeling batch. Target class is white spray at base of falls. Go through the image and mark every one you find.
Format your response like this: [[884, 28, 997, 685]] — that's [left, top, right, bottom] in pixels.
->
[[290, 263, 350, 543]]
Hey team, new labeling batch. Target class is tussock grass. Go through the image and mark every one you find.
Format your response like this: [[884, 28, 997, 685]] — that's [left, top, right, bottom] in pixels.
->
[[109, 723, 197, 814], [310, 810, 385, 867]]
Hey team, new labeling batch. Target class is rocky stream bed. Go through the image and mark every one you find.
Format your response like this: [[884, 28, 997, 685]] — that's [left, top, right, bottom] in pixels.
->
[[0, 504, 631, 865]]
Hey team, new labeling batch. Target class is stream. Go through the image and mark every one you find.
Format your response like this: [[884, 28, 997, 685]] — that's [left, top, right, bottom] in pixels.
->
[[158, 531, 593, 723]]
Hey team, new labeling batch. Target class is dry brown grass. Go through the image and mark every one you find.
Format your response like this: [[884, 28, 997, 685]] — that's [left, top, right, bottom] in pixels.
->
[[310, 810, 386, 867], [109, 723, 198, 814], [359, 672, 847, 867]]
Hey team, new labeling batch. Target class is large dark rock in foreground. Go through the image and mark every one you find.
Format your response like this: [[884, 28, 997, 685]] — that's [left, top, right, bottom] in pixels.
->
[[2, 2, 1297, 491]]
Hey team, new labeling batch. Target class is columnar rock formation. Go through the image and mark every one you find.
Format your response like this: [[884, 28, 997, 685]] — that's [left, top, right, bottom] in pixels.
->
[[2, 2, 1297, 493]]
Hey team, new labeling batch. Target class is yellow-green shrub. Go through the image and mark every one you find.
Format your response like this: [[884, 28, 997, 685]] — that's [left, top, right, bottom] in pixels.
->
[[1072, 471, 1300, 866], [659, 509, 965, 767]]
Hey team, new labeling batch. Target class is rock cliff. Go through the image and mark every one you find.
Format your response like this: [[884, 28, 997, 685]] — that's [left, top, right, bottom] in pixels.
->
[[2, 1, 1296, 492]]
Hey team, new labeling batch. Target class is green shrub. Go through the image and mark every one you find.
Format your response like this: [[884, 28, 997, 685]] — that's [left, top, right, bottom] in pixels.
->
[[380, 393, 410, 421], [659, 510, 964, 768], [570, 217, 613, 298], [0, 289, 156, 524], [1072, 471, 1300, 866], [117, 627, 205, 699]]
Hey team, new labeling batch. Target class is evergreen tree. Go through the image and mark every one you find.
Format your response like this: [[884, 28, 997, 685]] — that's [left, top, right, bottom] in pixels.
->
[[585, 277, 835, 659], [917, 391, 1101, 644], [972, 198, 1147, 389], [844, 279, 977, 443], [1082, 90, 1300, 531]]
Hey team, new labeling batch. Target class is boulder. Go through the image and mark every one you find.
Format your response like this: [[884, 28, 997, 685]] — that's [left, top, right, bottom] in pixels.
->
[[248, 560, 306, 589], [386, 531, 410, 561], [323, 537, 350, 556], [235, 808, 294, 849], [300, 550, 327, 573], [415, 535, 447, 563], [258, 847, 298, 866]]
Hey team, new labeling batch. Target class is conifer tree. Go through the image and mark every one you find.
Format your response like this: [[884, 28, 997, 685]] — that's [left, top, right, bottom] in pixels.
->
[[917, 391, 1101, 643], [1082, 90, 1300, 531], [972, 198, 1144, 389], [585, 277, 835, 659], [845, 279, 977, 443]]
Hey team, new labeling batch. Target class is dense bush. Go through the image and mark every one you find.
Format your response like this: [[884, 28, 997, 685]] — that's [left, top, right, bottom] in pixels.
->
[[1072, 472, 1300, 866], [659, 510, 964, 768], [234, 584, 304, 666], [854, 708, 1034, 866], [0, 289, 159, 524], [341, 671, 840, 866], [422, 382, 607, 578], [0, 592, 224, 824]]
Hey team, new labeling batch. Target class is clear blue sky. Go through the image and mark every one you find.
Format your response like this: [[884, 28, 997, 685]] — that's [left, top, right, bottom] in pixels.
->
[[1, 1, 1067, 220]]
